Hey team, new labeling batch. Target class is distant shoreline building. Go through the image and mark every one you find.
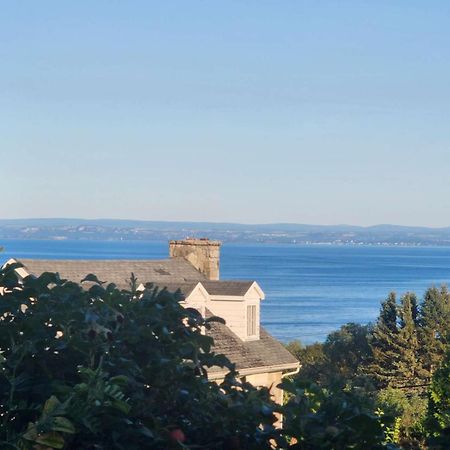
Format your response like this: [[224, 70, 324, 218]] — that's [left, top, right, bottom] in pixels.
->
[[9, 238, 299, 405]]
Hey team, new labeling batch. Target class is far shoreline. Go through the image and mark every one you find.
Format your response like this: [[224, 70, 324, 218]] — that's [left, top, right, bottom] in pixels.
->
[[0, 237, 448, 248]]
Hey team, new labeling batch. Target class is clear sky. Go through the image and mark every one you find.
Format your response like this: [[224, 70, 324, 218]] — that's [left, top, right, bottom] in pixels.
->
[[1, 1, 450, 226]]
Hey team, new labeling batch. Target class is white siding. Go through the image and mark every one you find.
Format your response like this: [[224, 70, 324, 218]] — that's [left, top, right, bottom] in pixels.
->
[[207, 300, 248, 339], [207, 298, 260, 341]]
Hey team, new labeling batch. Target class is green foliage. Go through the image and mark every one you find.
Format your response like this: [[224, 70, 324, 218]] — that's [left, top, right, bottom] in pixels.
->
[[285, 340, 328, 385], [376, 388, 427, 449], [396, 293, 428, 390], [0, 262, 279, 449], [323, 323, 372, 385], [287, 323, 372, 389], [367, 288, 450, 396], [366, 293, 402, 388], [287, 286, 450, 449], [280, 379, 399, 450], [366, 293, 428, 392], [419, 286, 450, 380], [426, 350, 450, 448], [285, 340, 303, 359]]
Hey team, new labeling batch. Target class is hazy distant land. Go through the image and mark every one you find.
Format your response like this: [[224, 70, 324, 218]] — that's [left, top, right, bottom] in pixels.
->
[[2, 219, 450, 246]]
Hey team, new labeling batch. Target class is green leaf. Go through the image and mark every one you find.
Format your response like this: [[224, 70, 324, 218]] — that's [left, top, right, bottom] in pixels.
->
[[22, 423, 38, 441], [35, 432, 65, 449], [43, 396, 61, 414], [112, 399, 131, 414], [109, 375, 129, 386], [52, 417, 76, 434]]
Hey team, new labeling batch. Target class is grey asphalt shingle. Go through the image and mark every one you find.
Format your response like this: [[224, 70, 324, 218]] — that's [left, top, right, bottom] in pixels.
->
[[201, 280, 255, 296], [207, 323, 298, 373], [206, 318, 299, 374], [17, 258, 206, 289], [17, 259, 256, 296]]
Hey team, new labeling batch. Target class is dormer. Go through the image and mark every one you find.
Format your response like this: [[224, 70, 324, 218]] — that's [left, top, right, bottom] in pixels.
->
[[201, 280, 265, 342], [178, 282, 210, 317], [138, 281, 209, 317]]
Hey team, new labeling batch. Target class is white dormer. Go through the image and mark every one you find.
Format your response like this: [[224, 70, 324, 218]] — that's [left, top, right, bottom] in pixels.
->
[[179, 282, 209, 318], [202, 281, 265, 342], [138, 281, 210, 318]]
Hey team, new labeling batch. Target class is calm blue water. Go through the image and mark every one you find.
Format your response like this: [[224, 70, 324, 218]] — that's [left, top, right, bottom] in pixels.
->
[[2, 239, 450, 344]]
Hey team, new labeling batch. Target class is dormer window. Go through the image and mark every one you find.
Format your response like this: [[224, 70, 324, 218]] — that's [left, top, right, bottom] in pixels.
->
[[247, 304, 257, 337], [203, 280, 263, 341]]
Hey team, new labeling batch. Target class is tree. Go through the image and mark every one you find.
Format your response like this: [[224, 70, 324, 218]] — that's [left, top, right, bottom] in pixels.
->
[[366, 293, 401, 388], [287, 324, 372, 389], [323, 323, 372, 384], [285, 340, 328, 386], [395, 293, 427, 391], [419, 286, 450, 380], [367, 293, 427, 392]]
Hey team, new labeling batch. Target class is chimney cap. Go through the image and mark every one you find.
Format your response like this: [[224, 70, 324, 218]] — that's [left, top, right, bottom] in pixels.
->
[[169, 238, 221, 246]]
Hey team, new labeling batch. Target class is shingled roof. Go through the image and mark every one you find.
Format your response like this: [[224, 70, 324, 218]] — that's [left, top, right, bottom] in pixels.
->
[[201, 280, 255, 296], [206, 317, 299, 378], [17, 258, 206, 289], [147, 281, 201, 298], [16, 259, 258, 297]]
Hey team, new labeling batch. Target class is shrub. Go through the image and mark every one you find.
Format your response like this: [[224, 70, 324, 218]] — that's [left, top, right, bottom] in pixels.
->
[[280, 379, 400, 450], [376, 387, 427, 449]]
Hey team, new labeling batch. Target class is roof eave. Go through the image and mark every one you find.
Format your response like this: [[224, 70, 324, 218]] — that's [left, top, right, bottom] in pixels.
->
[[209, 295, 245, 301], [207, 361, 300, 380]]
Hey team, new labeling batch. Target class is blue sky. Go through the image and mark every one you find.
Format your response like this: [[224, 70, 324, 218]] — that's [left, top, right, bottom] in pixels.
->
[[1, 1, 450, 226]]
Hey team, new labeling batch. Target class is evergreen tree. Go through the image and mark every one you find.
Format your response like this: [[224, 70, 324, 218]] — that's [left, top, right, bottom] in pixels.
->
[[419, 285, 450, 380], [366, 292, 400, 387], [395, 293, 427, 391], [379, 291, 398, 333], [367, 293, 425, 392]]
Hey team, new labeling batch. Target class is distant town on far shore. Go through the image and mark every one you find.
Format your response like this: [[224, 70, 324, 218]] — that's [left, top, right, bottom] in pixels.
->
[[2, 218, 450, 246]]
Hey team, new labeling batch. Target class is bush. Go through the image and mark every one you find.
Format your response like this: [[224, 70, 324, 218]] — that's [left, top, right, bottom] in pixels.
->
[[376, 388, 427, 449], [280, 379, 399, 450], [425, 351, 450, 449]]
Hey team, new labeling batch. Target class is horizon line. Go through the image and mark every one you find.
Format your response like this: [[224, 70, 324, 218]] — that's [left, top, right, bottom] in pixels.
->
[[0, 217, 449, 230]]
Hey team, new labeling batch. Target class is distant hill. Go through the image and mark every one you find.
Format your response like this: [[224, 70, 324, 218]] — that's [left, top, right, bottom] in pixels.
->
[[1, 218, 450, 245]]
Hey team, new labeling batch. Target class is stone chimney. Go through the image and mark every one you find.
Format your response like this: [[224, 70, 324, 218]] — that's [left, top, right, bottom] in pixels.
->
[[169, 238, 221, 280]]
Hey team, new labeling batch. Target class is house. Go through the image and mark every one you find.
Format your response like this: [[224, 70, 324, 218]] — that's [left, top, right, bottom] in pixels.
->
[[9, 238, 299, 405]]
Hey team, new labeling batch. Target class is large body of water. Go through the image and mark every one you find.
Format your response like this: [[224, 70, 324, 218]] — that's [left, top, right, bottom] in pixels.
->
[[2, 239, 450, 344]]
